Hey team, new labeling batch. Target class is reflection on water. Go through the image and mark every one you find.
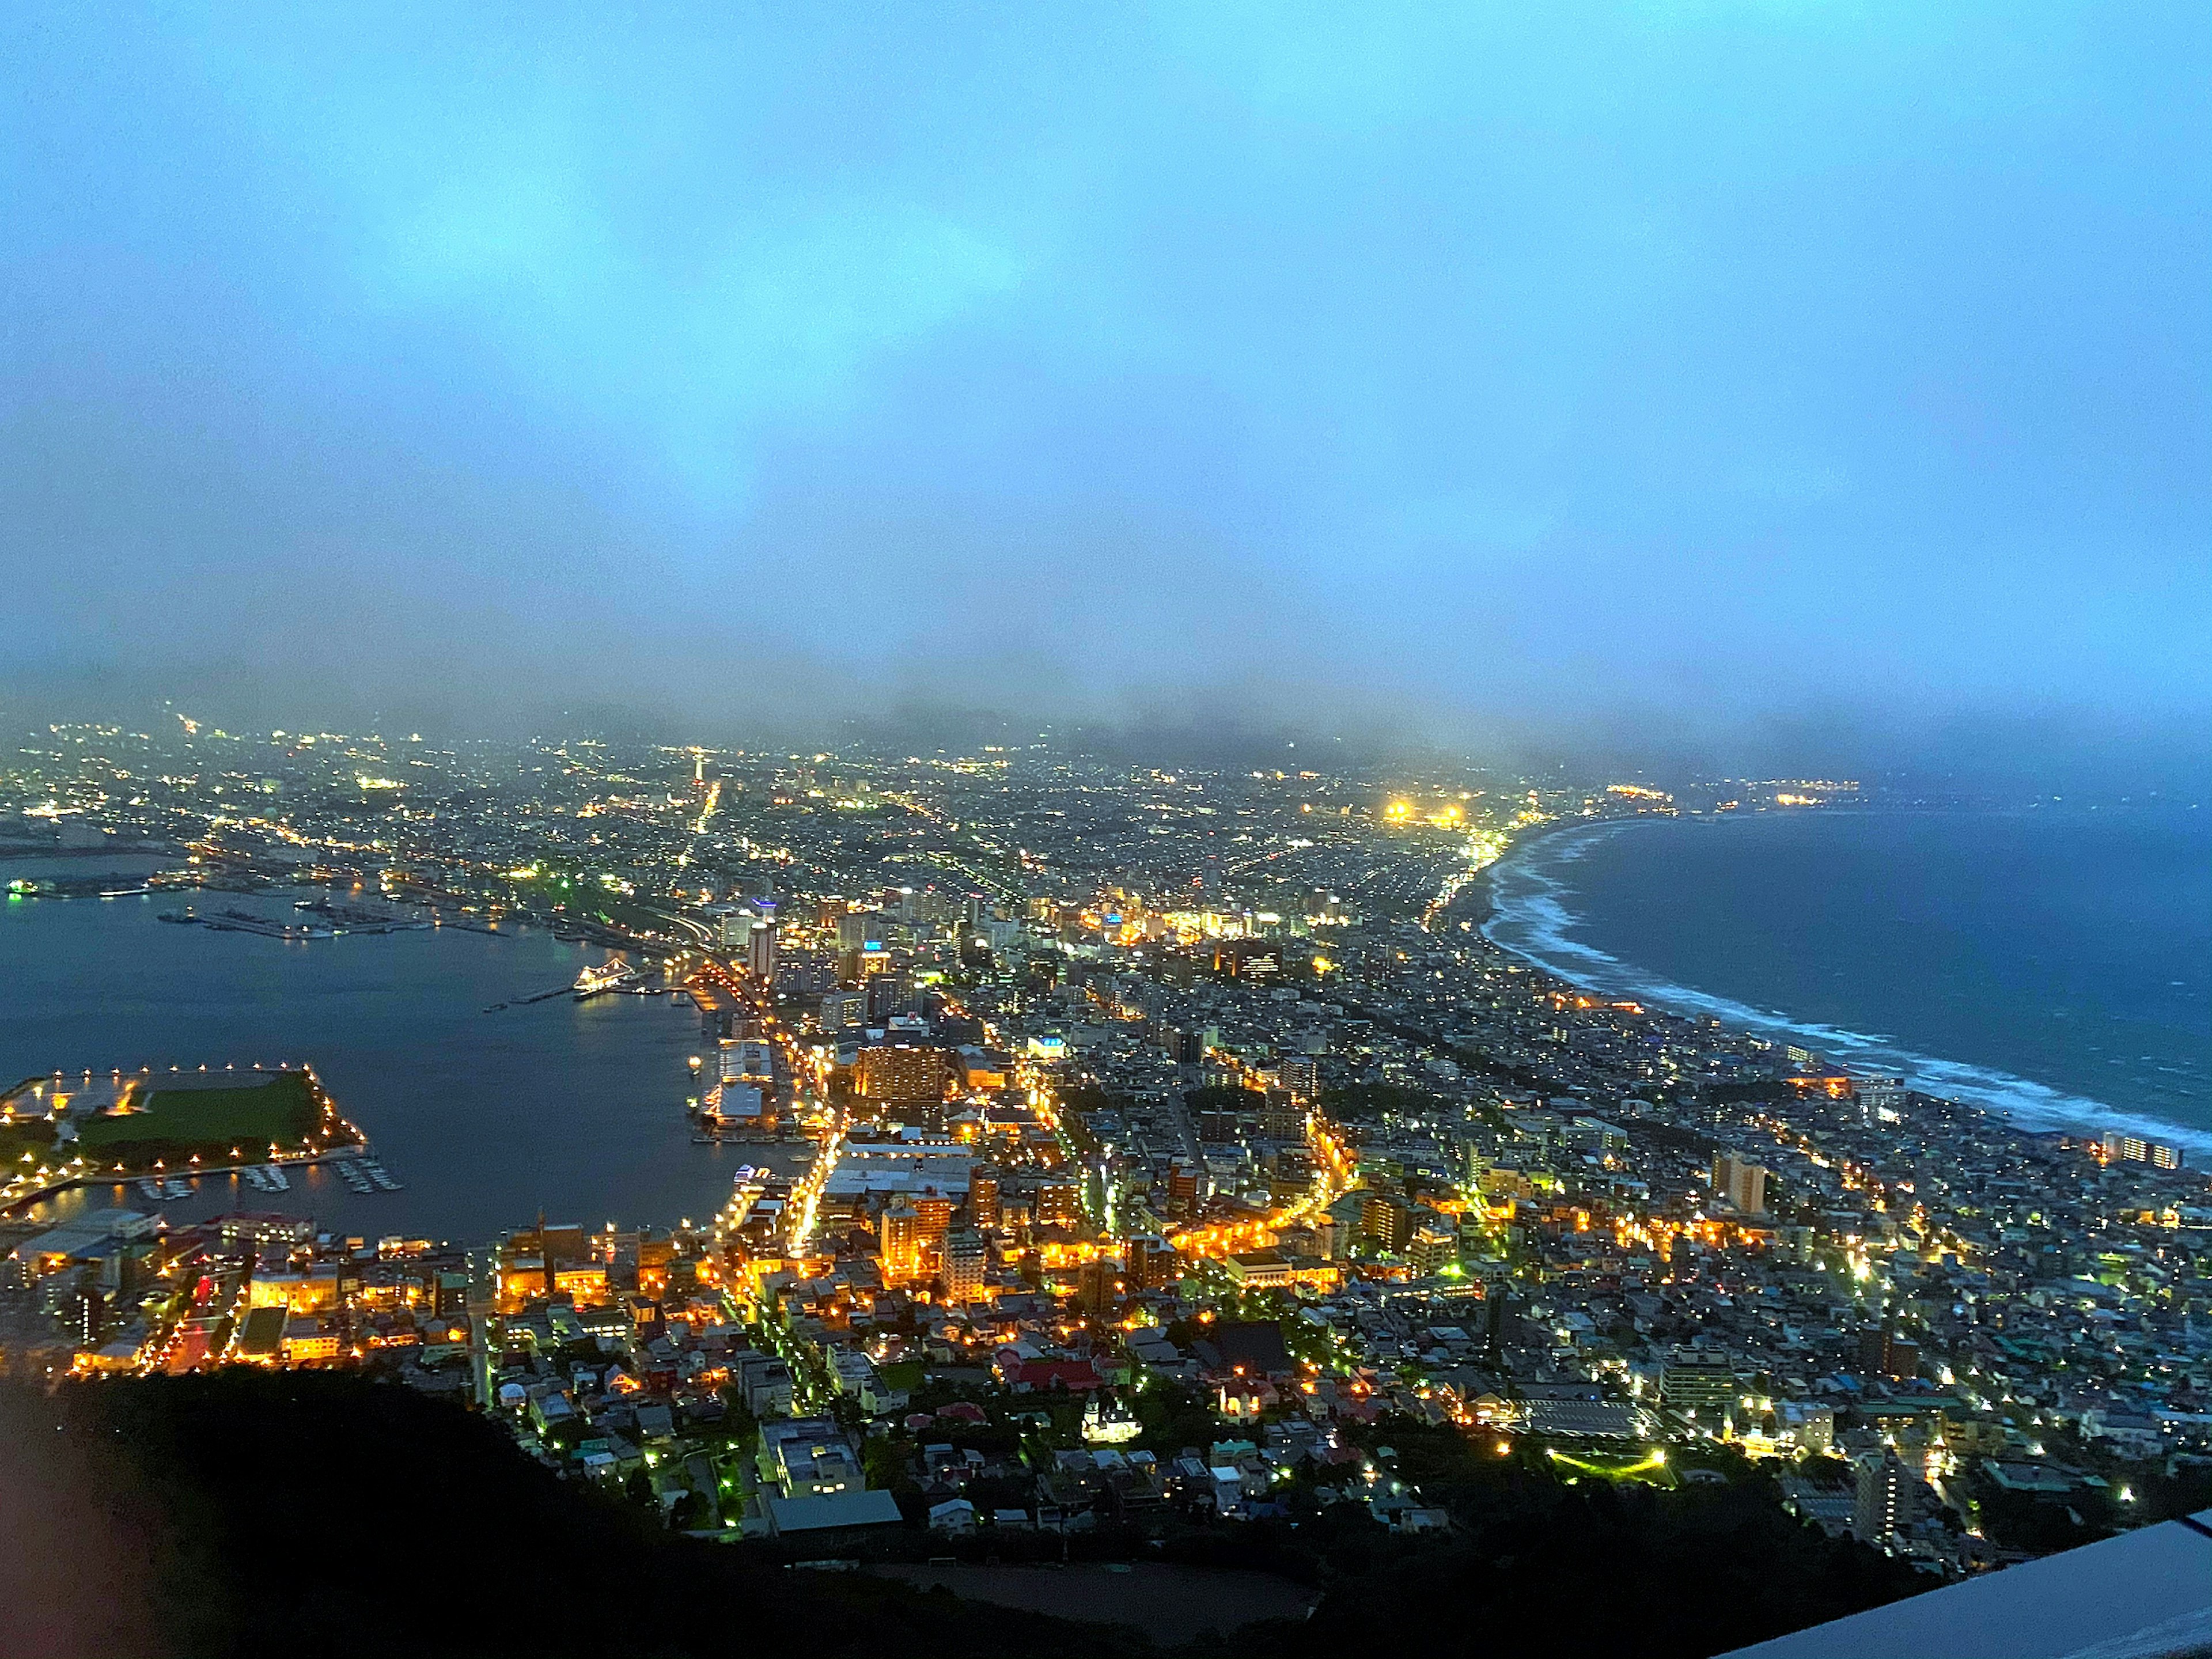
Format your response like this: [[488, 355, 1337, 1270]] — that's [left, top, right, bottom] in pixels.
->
[[4, 892, 749, 1244]]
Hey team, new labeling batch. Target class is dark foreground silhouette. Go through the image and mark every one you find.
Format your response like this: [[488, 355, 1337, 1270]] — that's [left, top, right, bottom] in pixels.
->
[[0, 1373, 1922, 1658]]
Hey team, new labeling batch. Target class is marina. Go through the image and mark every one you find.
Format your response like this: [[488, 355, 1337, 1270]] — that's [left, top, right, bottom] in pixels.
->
[[2, 896, 744, 1241], [154, 899, 445, 941]]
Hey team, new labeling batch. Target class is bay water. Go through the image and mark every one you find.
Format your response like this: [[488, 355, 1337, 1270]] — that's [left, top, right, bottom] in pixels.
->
[[1483, 805, 2212, 1152], [2, 892, 750, 1241]]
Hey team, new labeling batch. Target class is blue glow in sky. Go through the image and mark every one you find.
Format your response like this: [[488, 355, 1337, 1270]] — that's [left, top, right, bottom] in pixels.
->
[[3, 5, 2206, 760]]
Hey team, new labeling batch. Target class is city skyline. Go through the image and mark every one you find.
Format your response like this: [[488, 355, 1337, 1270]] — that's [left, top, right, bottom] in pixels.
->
[[2, 13, 2207, 1654], [3, 711, 2205, 1657]]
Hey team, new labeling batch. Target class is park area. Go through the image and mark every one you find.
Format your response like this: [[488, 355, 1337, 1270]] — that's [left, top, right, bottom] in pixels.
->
[[71, 1070, 325, 1168]]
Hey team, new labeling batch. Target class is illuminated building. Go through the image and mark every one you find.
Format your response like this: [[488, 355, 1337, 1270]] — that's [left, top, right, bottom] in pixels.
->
[[1711, 1150, 1769, 1215], [880, 1199, 923, 1280], [718, 1040, 775, 1084], [1125, 1232, 1169, 1290], [1852, 1450, 1918, 1542], [1660, 1350, 1737, 1427], [1210, 940, 1281, 982], [853, 1044, 950, 1113], [1409, 1225, 1457, 1279], [745, 920, 778, 983], [1223, 1250, 1291, 1289], [69, 1285, 103, 1345], [912, 1187, 955, 1247], [1361, 1193, 1415, 1253], [1036, 1179, 1082, 1229], [2103, 1130, 2182, 1170], [1855, 1077, 1910, 1120], [282, 1319, 341, 1362], [944, 1229, 988, 1302], [968, 1163, 1001, 1229], [1777, 1400, 1836, 1455], [760, 1418, 865, 1498], [553, 1263, 609, 1305], [1165, 1160, 1202, 1222]]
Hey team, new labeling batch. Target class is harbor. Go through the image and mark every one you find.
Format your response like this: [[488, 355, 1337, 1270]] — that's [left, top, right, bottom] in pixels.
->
[[156, 897, 443, 941], [2, 896, 740, 1243]]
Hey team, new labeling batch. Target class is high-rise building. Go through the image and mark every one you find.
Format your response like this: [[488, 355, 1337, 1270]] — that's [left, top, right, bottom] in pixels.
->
[[865, 974, 913, 1025], [1711, 1151, 1768, 1215], [1277, 1055, 1319, 1102], [944, 1230, 988, 1302], [1459, 1139, 1492, 1191], [1853, 1451, 1918, 1543], [1855, 1077, 1909, 1119], [1165, 1160, 1202, 1222], [746, 921, 778, 983], [2104, 1130, 2183, 1170], [1260, 1091, 1306, 1141], [1660, 1349, 1737, 1427], [853, 1044, 949, 1112], [880, 1200, 923, 1281], [1313, 1214, 1345, 1260], [71, 1285, 104, 1346], [1858, 1325, 1921, 1382], [1077, 1257, 1118, 1317], [1036, 1179, 1082, 1229], [912, 1187, 955, 1249], [1361, 1193, 1415, 1253], [968, 1164, 1001, 1230], [1409, 1225, 1457, 1279], [1125, 1232, 1169, 1291]]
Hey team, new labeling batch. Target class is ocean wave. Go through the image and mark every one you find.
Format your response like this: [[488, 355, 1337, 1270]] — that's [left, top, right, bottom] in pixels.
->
[[1482, 824, 2212, 1156]]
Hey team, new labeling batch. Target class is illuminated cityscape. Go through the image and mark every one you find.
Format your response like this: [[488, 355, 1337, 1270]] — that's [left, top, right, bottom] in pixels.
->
[[2, 6, 2204, 1647], [3, 723, 2206, 1640]]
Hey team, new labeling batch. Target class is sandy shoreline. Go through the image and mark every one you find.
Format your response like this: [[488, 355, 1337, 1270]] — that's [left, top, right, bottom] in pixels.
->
[[1464, 809, 2212, 1156]]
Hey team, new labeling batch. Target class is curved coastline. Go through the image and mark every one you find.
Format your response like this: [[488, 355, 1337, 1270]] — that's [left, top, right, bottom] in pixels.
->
[[1477, 810, 2212, 1156]]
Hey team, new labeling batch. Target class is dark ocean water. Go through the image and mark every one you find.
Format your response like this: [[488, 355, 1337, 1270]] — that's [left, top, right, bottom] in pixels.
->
[[1483, 806, 2212, 1151], [1, 893, 756, 1241]]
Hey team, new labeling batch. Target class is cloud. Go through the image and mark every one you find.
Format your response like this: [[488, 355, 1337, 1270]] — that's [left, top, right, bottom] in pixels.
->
[[0, 3, 2203, 771]]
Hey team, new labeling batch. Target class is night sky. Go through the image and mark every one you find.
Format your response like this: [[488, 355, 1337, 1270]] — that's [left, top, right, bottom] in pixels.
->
[[5, 6, 2205, 771]]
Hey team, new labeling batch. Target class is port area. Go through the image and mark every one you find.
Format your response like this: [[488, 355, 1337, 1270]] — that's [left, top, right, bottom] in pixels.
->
[[482, 952, 668, 1013], [155, 897, 442, 940], [0, 1066, 370, 1213]]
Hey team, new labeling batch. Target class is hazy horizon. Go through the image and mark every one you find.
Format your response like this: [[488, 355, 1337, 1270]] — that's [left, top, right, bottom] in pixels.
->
[[5, 6, 2206, 783]]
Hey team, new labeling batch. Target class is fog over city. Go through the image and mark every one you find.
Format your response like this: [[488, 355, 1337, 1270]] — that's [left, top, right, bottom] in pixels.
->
[[5, 7, 2206, 783]]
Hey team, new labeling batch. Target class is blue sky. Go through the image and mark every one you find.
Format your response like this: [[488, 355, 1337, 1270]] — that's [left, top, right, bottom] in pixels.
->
[[3, 4, 2206, 764]]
